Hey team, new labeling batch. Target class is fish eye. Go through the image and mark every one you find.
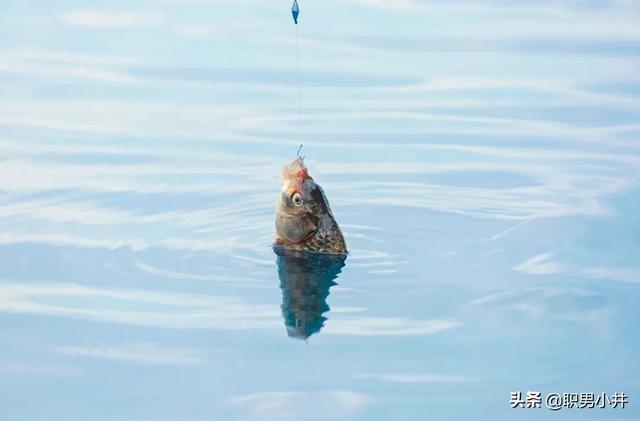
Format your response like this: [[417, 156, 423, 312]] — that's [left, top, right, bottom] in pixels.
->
[[292, 192, 303, 206]]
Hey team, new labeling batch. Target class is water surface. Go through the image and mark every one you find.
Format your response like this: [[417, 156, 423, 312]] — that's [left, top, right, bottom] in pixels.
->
[[1, 0, 639, 420]]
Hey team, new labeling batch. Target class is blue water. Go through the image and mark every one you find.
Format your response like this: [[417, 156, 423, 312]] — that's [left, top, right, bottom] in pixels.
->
[[1, 1, 639, 420]]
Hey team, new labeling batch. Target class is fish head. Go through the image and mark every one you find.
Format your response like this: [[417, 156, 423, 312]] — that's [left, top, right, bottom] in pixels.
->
[[275, 158, 334, 245]]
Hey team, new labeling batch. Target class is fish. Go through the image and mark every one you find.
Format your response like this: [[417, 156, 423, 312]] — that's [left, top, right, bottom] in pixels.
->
[[274, 157, 348, 255]]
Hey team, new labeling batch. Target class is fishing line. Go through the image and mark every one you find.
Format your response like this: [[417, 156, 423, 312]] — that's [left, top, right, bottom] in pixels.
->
[[292, 0, 302, 143], [295, 12, 302, 142]]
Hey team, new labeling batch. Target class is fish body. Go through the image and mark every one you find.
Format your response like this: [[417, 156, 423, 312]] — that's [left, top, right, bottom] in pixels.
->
[[274, 158, 347, 255]]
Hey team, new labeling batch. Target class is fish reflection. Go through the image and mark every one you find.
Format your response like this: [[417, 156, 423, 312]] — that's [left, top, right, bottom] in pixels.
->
[[275, 248, 346, 340]]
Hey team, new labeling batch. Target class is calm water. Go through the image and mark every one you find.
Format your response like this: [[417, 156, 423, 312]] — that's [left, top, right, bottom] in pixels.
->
[[1, 1, 639, 420]]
